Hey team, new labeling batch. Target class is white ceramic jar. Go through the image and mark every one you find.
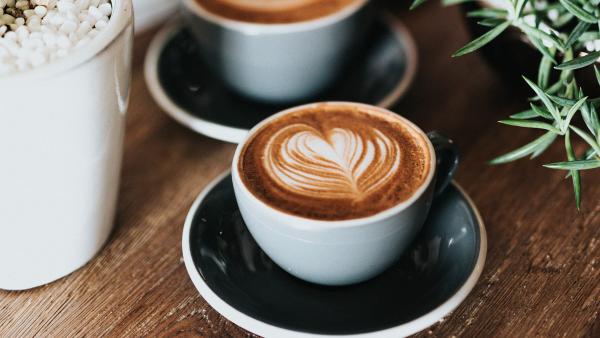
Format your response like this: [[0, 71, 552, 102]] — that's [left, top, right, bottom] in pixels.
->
[[0, 0, 134, 290]]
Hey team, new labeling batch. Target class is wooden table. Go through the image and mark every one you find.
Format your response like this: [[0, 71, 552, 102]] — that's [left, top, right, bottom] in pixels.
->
[[1, 3, 599, 337]]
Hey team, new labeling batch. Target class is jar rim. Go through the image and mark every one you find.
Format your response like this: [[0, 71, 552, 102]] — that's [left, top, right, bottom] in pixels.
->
[[0, 0, 133, 83]]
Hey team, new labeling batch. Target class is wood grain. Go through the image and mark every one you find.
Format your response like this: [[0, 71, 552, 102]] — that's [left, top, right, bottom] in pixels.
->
[[1, 3, 599, 337]]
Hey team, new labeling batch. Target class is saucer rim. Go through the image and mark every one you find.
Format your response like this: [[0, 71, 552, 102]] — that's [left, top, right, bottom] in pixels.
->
[[144, 14, 418, 144], [144, 21, 247, 144], [181, 172, 487, 338]]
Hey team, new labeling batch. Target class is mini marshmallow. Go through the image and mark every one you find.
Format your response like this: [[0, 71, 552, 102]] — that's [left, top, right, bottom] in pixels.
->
[[0, 0, 112, 74]]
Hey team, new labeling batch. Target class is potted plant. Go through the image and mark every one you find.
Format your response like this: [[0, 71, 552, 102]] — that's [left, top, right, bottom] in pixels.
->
[[411, 0, 600, 209], [461, 0, 600, 95]]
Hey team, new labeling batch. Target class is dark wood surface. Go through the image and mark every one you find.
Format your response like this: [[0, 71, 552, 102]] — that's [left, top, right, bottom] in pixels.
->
[[1, 3, 599, 337]]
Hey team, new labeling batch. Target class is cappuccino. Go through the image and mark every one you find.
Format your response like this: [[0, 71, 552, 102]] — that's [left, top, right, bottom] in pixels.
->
[[238, 103, 431, 220], [194, 0, 363, 24]]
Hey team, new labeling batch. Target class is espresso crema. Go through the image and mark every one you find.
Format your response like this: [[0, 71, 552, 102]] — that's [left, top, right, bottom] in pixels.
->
[[195, 0, 362, 24], [238, 103, 431, 220]]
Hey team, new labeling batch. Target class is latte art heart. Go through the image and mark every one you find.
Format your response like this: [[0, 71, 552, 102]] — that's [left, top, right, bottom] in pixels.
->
[[238, 103, 430, 220], [264, 124, 401, 201]]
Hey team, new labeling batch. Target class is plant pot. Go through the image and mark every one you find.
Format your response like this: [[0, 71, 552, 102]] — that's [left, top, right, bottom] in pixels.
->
[[460, 1, 600, 96]]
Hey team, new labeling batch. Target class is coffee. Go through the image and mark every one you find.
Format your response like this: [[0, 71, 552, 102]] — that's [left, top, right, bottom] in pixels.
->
[[238, 103, 431, 220], [195, 0, 362, 24]]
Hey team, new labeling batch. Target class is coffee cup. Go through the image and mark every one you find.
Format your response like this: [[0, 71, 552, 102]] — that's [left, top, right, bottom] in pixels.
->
[[231, 102, 458, 285], [181, 0, 373, 103]]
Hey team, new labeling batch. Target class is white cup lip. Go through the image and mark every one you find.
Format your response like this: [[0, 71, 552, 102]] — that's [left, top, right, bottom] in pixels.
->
[[0, 0, 133, 84], [182, 0, 369, 34], [231, 102, 437, 230]]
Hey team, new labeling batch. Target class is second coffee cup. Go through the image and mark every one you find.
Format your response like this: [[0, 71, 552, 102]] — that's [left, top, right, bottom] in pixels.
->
[[182, 0, 372, 103]]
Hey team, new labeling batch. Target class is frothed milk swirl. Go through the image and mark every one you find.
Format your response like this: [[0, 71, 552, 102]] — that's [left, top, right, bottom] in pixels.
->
[[195, 0, 362, 23], [266, 126, 401, 200], [239, 103, 431, 220]]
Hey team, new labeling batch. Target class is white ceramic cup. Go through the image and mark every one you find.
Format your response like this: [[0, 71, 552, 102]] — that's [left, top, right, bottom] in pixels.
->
[[133, 0, 178, 33], [231, 102, 459, 286], [0, 0, 133, 291], [181, 0, 373, 103]]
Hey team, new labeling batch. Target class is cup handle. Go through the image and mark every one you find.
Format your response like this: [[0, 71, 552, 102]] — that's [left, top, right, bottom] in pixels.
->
[[427, 131, 459, 197]]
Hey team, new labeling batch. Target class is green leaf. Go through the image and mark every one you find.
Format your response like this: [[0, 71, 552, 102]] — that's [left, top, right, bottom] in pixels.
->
[[583, 2, 598, 12], [523, 77, 562, 123], [560, 105, 570, 118], [527, 35, 558, 63], [595, 65, 600, 87], [442, 0, 473, 5], [467, 8, 508, 19], [478, 18, 506, 27], [584, 148, 598, 160], [516, 21, 565, 52], [580, 102, 598, 136], [410, 0, 427, 10], [562, 97, 588, 132], [532, 132, 558, 158], [546, 80, 565, 95], [555, 51, 600, 70], [570, 125, 600, 154], [554, 12, 575, 28], [453, 21, 511, 57], [565, 22, 591, 48], [515, 0, 527, 18], [510, 109, 538, 119], [489, 131, 558, 164], [558, 0, 599, 24], [499, 119, 562, 133], [544, 159, 600, 170], [538, 55, 554, 88], [549, 94, 578, 106], [559, 69, 574, 83], [579, 32, 600, 42], [564, 130, 581, 209], [530, 103, 554, 119], [558, 49, 575, 83], [593, 105, 600, 141], [565, 148, 598, 178], [566, 80, 577, 99]]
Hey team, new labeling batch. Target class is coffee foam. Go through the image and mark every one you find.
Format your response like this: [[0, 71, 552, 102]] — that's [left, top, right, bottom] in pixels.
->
[[195, 0, 361, 24], [265, 125, 401, 201], [239, 104, 431, 221]]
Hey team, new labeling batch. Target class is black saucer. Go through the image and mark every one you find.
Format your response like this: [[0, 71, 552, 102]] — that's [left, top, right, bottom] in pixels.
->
[[182, 173, 486, 337], [145, 15, 418, 143]]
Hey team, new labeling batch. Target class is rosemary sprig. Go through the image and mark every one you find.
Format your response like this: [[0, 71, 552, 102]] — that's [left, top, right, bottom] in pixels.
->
[[410, 0, 600, 208]]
